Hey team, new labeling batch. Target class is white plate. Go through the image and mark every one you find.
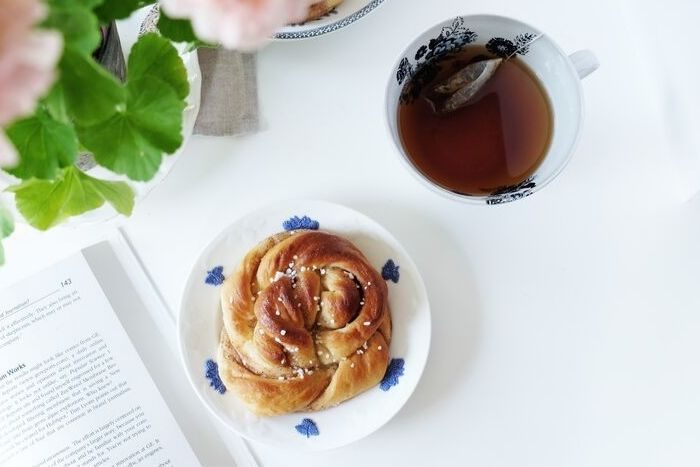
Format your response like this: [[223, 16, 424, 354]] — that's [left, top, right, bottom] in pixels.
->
[[178, 200, 431, 450], [275, 0, 385, 40]]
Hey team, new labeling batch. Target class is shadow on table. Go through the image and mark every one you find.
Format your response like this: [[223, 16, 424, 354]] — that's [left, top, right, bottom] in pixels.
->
[[348, 198, 482, 421]]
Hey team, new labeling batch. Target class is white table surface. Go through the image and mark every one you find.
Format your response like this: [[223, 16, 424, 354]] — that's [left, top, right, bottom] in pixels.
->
[[3, 0, 700, 465]]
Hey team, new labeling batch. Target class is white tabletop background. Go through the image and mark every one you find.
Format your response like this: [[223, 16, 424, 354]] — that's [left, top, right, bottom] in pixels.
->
[[2, 0, 700, 465]]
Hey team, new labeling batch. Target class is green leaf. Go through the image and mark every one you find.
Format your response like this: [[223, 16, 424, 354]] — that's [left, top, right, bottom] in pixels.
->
[[8, 167, 134, 231], [0, 204, 13, 239], [124, 77, 184, 154], [77, 76, 184, 181], [43, 4, 100, 54], [84, 174, 135, 216], [157, 11, 200, 44], [95, 0, 156, 22], [65, 34, 188, 182], [80, 112, 164, 180], [47, 0, 105, 9], [0, 203, 13, 266], [128, 33, 189, 100], [43, 83, 70, 124], [60, 49, 125, 126], [5, 109, 78, 180]]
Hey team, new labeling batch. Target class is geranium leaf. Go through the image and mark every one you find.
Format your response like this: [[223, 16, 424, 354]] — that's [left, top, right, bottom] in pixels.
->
[[157, 11, 199, 45], [5, 109, 78, 180], [60, 49, 125, 126], [43, 83, 70, 124], [44, 4, 100, 54], [95, 0, 156, 22], [0, 203, 13, 266], [77, 111, 163, 181], [85, 173, 135, 216], [77, 76, 184, 181], [128, 33, 189, 100], [124, 77, 184, 154], [8, 167, 134, 231], [47, 0, 105, 9], [0, 204, 13, 238]]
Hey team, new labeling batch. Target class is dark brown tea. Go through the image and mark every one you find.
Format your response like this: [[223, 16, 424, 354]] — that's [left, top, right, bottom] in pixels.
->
[[398, 46, 553, 196]]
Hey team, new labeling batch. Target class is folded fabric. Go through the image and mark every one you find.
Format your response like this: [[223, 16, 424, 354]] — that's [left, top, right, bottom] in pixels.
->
[[194, 48, 259, 137]]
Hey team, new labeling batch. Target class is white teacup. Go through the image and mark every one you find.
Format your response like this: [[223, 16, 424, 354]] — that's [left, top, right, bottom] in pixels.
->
[[385, 15, 599, 205]]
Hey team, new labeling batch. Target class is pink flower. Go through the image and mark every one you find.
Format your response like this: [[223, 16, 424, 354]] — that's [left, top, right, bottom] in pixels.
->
[[0, 0, 63, 168], [160, 0, 316, 51]]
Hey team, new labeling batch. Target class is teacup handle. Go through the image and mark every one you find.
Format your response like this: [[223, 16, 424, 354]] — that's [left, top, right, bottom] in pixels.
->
[[569, 50, 599, 80]]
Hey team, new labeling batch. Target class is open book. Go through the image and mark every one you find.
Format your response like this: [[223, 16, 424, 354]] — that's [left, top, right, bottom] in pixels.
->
[[0, 237, 255, 466]]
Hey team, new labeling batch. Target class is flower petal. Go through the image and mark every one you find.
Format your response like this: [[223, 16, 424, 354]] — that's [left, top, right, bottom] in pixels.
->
[[159, 0, 317, 50]]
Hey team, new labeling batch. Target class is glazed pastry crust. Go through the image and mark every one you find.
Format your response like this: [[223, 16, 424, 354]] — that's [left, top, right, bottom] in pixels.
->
[[218, 230, 391, 416], [305, 0, 343, 22]]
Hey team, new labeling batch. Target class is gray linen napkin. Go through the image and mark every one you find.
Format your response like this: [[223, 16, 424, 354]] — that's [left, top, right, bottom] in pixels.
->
[[140, 6, 260, 137], [194, 49, 259, 136]]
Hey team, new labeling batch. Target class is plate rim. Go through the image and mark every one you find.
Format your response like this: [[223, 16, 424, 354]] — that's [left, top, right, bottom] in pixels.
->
[[177, 199, 431, 451], [274, 0, 386, 40]]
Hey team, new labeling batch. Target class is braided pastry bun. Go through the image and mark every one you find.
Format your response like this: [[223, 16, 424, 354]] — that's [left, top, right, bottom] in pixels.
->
[[217, 230, 391, 416]]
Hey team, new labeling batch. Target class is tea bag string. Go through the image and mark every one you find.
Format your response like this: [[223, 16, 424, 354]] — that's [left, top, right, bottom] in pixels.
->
[[505, 33, 545, 60]]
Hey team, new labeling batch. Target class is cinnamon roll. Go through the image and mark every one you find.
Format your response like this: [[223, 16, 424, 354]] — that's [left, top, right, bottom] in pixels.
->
[[217, 230, 391, 416]]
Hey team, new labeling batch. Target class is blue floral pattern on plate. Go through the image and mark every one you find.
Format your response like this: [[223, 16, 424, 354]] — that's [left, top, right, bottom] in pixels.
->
[[205, 359, 226, 394], [295, 418, 320, 438], [283, 215, 320, 231], [380, 358, 405, 391], [205, 266, 225, 286], [382, 259, 400, 283]]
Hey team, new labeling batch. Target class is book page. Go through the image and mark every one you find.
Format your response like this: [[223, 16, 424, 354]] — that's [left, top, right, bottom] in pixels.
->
[[0, 253, 201, 467]]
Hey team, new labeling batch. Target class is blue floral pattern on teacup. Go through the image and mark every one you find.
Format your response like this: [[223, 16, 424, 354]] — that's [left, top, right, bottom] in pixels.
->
[[397, 18, 478, 104], [485, 176, 537, 205], [486, 33, 537, 58], [396, 17, 537, 104]]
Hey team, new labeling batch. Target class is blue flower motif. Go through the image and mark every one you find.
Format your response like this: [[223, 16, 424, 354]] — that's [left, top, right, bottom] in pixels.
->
[[205, 266, 225, 286], [380, 358, 405, 391], [282, 215, 319, 231], [205, 359, 226, 394], [381, 259, 400, 283], [295, 418, 319, 438], [486, 37, 517, 58]]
